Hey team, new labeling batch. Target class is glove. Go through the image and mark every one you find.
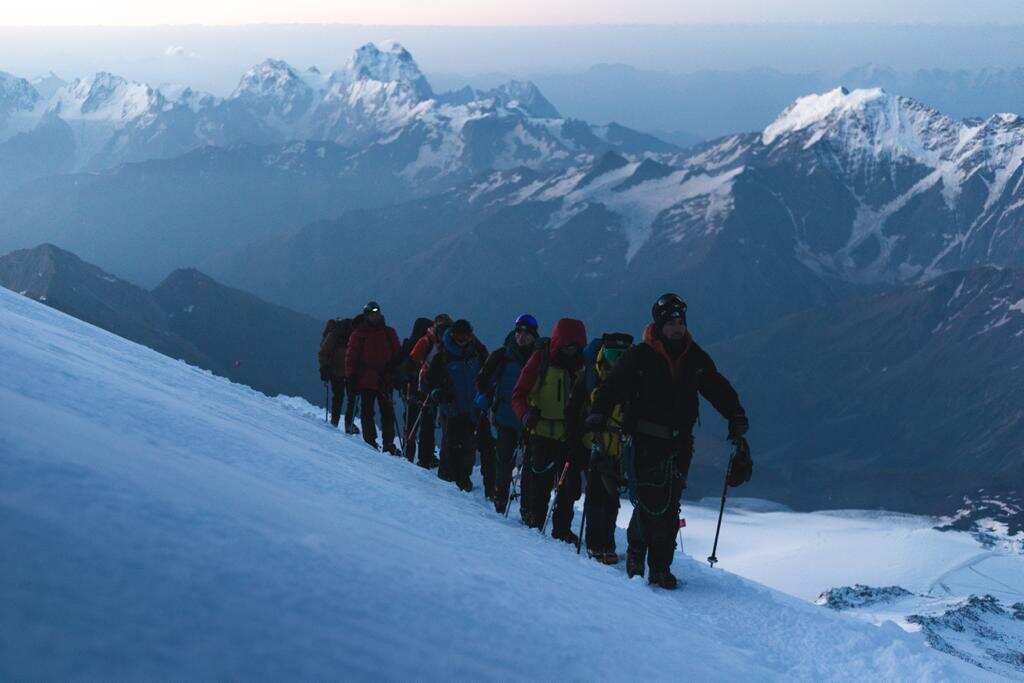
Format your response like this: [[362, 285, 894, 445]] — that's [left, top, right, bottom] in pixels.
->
[[319, 366, 330, 382], [583, 412, 607, 432], [728, 414, 749, 443], [522, 409, 540, 430], [474, 393, 491, 411], [726, 438, 753, 487]]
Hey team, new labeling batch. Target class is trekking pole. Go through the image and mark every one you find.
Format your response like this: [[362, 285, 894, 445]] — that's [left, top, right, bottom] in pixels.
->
[[707, 451, 736, 568], [540, 460, 571, 535], [576, 486, 587, 555], [504, 441, 524, 518], [324, 382, 329, 423]]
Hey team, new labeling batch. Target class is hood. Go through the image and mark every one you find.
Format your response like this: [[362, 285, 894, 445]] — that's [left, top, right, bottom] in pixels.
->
[[643, 323, 693, 366], [550, 318, 587, 354], [409, 317, 432, 342], [442, 328, 473, 358]]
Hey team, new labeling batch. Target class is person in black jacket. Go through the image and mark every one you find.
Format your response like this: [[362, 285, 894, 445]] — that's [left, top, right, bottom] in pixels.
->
[[587, 294, 750, 590]]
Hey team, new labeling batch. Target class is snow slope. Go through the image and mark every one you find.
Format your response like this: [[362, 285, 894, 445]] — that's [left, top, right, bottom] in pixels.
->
[[0, 287, 983, 680]]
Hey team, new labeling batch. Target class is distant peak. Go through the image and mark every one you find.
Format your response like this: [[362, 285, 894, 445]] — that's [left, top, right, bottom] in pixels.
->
[[480, 80, 560, 118], [344, 41, 432, 100]]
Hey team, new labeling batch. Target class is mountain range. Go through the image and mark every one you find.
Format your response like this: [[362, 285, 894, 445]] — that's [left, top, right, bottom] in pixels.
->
[[450, 62, 1024, 142], [0, 41, 673, 198], [2, 42, 1022, 516], [0, 243, 323, 405], [707, 265, 1024, 512]]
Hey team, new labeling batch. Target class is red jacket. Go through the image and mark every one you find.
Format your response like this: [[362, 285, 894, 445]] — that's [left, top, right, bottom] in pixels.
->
[[512, 318, 587, 421], [345, 318, 401, 391]]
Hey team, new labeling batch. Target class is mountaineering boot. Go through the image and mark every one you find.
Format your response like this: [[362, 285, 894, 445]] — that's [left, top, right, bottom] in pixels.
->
[[344, 421, 360, 435], [456, 477, 474, 492], [552, 528, 580, 545], [601, 551, 620, 566], [626, 546, 646, 579], [383, 443, 401, 457], [648, 570, 679, 590]]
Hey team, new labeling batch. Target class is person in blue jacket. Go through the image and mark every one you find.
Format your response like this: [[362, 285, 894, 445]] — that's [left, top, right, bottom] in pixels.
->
[[475, 314, 539, 515], [424, 319, 486, 492]]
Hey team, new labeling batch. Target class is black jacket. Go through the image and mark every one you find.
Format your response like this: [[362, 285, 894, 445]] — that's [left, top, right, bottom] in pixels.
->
[[591, 326, 744, 436]]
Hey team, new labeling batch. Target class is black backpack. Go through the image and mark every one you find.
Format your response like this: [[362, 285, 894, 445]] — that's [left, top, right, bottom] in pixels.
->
[[322, 318, 353, 350]]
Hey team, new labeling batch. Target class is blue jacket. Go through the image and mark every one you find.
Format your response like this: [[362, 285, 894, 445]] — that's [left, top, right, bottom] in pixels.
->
[[480, 332, 533, 430], [434, 329, 483, 418]]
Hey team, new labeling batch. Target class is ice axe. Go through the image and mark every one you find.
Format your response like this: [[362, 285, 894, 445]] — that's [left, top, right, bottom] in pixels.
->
[[707, 439, 751, 568]]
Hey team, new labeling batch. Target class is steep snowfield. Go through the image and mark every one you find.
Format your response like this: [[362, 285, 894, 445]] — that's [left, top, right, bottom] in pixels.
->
[[0, 287, 985, 679]]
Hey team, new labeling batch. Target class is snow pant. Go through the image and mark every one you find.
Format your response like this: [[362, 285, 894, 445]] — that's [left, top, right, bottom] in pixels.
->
[[526, 435, 581, 534], [329, 377, 357, 428], [416, 403, 437, 466], [519, 442, 533, 524], [360, 389, 397, 450], [404, 395, 436, 464], [477, 415, 496, 499], [626, 434, 691, 574], [493, 425, 521, 513], [439, 414, 476, 486], [584, 467, 621, 554]]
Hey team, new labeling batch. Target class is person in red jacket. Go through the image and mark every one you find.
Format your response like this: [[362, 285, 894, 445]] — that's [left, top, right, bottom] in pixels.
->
[[345, 301, 402, 454], [511, 318, 587, 542], [406, 313, 453, 467]]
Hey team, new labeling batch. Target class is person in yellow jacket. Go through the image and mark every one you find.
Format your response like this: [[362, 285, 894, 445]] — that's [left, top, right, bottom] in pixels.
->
[[511, 318, 587, 541], [568, 333, 633, 564]]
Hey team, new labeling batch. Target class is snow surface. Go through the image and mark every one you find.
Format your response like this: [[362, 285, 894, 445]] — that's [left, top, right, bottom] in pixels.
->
[[0, 287, 983, 680]]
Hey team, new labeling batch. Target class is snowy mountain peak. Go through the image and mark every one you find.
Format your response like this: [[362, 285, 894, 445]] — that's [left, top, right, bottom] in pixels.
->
[[233, 59, 307, 98], [762, 86, 889, 145], [52, 71, 159, 120], [344, 41, 432, 100], [30, 70, 66, 99], [231, 58, 316, 121], [485, 80, 560, 118], [0, 71, 41, 114]]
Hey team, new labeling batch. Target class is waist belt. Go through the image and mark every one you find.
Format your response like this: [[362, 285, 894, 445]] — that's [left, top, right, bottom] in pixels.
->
[[634, 418, 680, 440]]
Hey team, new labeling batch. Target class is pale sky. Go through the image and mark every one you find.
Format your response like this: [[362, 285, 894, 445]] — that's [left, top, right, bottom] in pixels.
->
[[4, 0, 1024, 26]]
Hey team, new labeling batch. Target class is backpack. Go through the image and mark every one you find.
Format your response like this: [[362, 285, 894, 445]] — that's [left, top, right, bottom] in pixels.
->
[[583, 332, 634, 394], [322, 318, 353, 351]]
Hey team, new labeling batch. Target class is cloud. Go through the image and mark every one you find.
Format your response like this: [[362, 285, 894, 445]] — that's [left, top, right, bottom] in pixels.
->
[[164, 45, 199, 59]]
